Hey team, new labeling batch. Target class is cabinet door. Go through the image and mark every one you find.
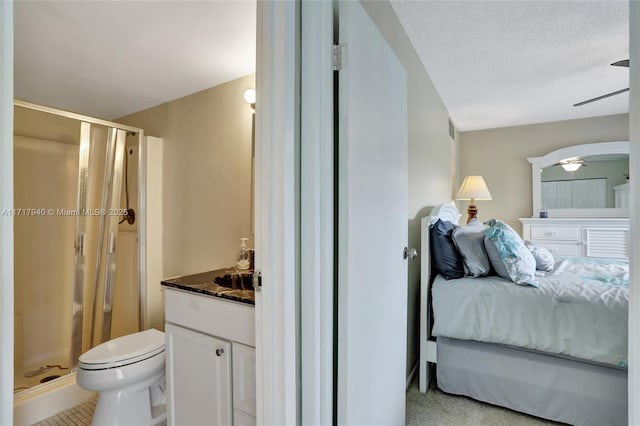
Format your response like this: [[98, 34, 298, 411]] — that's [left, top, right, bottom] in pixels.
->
[[232, 343, 256, 417], [584, 228, 629, 259], [166, 323, 232, 426]]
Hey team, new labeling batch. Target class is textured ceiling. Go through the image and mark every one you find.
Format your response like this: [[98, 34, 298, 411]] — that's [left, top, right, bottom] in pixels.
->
[[14, 1, 256, 120], [390, 0, 629, 131], [14, 1, 629, 130]]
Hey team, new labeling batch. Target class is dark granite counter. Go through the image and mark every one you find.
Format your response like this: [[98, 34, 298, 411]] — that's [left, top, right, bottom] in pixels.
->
[[161, 268, 255, 305]]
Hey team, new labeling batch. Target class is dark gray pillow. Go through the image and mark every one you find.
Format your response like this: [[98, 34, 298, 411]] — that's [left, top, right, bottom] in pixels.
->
[[452, 219, 490, 277], [430, 219, 464, 280]]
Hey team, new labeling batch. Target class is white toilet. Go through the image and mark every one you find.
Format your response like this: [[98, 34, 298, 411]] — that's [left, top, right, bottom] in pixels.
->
[[77, 328, 167, 426]]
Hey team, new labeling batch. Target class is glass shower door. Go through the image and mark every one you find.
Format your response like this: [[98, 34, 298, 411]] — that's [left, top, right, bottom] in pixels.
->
[[13, 103, 141, 393], [71, 124, 128, 369]]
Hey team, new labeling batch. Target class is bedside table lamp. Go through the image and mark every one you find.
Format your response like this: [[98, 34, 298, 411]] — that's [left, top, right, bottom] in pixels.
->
[[456, 175, 492, 223]]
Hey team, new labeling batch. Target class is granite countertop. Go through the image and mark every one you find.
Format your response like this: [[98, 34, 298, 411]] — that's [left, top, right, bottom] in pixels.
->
[[161, 268, 255, 305]]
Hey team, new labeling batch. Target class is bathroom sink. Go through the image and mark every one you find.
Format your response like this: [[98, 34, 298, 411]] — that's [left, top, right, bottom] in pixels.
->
[[213, 271, 254, 291]]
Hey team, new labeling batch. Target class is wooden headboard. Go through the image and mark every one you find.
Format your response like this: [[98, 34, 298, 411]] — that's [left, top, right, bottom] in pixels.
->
[[418, 202, 461, 392]]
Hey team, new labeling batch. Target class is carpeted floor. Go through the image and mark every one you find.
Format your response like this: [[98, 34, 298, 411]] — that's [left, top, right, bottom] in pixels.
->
[[406, 379, 564, 426]]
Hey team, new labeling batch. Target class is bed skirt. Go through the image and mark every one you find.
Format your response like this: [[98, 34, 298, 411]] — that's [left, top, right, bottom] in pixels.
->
[[436, 337, 627, 426]]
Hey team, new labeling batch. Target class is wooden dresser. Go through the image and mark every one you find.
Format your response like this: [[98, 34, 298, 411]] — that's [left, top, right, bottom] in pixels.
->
[[519, 217, 630, 259]]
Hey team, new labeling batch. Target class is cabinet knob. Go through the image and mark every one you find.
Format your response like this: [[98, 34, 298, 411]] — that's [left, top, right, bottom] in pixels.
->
[[216, 348, 225, 357]]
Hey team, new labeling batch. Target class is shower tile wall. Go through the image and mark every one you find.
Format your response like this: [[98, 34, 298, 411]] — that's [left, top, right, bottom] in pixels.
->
[[14, 135, 77, 389]]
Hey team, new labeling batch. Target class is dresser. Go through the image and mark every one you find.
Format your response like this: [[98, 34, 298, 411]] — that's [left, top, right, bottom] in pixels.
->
[[519, 217, 630, 259]]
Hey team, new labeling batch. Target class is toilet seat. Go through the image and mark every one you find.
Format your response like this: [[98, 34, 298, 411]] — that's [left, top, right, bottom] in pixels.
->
[[79, 328, 165, 370]]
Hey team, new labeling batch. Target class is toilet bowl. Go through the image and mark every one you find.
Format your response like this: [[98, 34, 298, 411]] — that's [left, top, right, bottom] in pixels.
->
[[77, 328, 166, 426]]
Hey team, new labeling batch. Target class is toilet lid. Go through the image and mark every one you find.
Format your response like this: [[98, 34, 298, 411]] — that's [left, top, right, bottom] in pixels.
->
[[79, 328, 165, 370]]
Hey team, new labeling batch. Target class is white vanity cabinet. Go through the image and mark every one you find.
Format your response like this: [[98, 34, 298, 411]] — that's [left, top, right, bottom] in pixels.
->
[[520, 217, 630, 259], [164, 287, 256, 426]]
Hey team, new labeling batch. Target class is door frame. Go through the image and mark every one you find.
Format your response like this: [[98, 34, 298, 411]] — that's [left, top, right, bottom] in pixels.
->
[[254, 1, 301, 424], [629, 1, 640, 424], [300, 1, 335, 424], [0, 1, 13, 423]]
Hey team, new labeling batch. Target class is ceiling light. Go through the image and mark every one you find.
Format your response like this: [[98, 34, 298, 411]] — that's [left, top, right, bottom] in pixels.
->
[[561, 162, 582, 172]]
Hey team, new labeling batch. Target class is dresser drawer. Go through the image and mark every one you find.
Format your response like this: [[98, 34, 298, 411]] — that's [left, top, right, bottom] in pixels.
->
[[530, 226, 579, 241], [532, 242, 580, 257]]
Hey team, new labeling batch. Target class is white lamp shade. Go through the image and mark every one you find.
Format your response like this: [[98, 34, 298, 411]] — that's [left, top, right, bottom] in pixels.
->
[[456, 175, 492, 201]]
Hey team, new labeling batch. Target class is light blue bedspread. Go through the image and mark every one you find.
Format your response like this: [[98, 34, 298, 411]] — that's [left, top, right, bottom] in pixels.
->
[[554, 257, 629, 288], [432, 257, 629, 367]]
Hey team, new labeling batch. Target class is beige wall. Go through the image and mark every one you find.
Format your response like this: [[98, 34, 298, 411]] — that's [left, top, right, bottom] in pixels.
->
[[117, 74, 255, 279], [459, 113, 629, 231], [363, 1, 458, 378]]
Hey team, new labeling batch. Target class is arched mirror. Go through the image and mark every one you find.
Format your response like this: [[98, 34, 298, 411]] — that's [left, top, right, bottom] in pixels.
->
[[528, 141, 629, 218]]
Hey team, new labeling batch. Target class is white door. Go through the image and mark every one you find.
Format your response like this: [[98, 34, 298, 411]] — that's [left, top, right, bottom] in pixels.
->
[[337, 2, 408, 425]]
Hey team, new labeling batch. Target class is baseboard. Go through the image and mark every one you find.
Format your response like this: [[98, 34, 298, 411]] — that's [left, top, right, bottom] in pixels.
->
[[406, 359, 419, 390]]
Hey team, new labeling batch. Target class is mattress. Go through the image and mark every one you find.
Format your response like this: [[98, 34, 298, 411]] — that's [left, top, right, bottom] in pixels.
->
[[431, 257, 629, 367]]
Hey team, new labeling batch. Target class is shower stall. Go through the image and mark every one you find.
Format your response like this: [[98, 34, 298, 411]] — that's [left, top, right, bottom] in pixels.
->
[[12, 101, 147, 395]]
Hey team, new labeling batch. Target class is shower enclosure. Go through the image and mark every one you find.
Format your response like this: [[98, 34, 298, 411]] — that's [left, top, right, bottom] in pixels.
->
[[13, 101, 145, 393]]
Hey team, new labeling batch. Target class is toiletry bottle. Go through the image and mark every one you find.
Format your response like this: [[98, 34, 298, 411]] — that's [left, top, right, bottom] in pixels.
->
[[539, 206, 548, 218], [237, 238, 251, 270]]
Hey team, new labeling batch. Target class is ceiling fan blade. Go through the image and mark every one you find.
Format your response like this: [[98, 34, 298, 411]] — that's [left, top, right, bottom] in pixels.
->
[[573, 88, 629, 107], [553, 162, 587, 167], [611, 59, 629, 67]]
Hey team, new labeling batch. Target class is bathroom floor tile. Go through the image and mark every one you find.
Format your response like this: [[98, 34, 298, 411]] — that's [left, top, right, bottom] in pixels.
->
[[33, 395, 97, 426]]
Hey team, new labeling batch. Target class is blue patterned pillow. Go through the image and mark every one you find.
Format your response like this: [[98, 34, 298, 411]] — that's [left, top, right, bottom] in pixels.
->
[[524, 240, 555, 272], [484, 219, 538, 287]]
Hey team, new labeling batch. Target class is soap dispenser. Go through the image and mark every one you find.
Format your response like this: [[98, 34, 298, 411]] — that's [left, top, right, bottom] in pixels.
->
[[237, 238, 251, 270]]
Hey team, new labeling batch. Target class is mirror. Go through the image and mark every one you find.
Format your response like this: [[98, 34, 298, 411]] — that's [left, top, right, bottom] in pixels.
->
[[528, 141, 630, 218]]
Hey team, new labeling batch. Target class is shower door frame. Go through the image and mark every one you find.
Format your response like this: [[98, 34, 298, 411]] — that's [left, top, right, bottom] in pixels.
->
[[13, 100, 148, 371]]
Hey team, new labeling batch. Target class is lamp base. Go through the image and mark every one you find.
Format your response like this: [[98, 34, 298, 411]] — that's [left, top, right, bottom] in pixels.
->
[[466, 204, 478, 224]]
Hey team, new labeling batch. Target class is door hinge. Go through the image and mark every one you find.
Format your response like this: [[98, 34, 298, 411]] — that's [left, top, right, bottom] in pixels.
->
[[333, 44, 345, 71], [253, 271, 262, 291]]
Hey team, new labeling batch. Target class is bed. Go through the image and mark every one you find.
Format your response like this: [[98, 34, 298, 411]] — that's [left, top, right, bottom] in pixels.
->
[[418, 203, 628, 426]]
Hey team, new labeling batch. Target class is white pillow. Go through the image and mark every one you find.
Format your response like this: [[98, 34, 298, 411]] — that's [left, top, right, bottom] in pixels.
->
[[524, 240, 555, 272]]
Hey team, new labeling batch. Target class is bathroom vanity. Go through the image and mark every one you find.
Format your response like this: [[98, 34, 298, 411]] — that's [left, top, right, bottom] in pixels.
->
[[162, 269, 256, 426]]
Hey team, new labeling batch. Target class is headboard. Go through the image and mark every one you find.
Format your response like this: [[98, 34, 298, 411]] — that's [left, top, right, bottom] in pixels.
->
[[418, 202, 461, 392]]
